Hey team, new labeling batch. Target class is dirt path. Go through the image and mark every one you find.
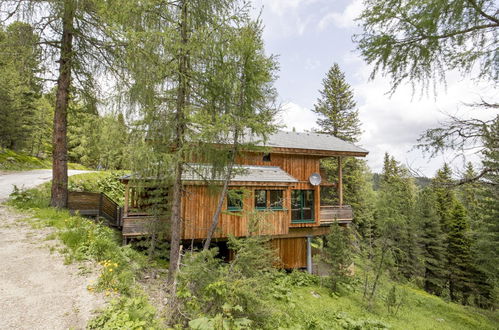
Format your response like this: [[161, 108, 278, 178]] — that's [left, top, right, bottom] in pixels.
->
[[0, 205, 105, 330]]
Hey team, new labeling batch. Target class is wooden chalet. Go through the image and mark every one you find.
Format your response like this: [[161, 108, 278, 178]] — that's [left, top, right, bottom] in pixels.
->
[[120, 131, 368, 270]]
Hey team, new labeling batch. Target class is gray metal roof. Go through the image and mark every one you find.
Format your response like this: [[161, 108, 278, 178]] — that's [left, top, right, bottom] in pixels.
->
[[182, 164, 298, 183], [240, 130, 368, 155]]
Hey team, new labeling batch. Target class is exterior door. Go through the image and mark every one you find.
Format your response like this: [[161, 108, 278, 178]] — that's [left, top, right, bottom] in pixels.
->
[[291, 190, 315, 223]]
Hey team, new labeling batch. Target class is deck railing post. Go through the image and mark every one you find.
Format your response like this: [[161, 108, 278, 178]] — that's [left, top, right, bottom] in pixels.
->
[[338, 156, 343, 206]]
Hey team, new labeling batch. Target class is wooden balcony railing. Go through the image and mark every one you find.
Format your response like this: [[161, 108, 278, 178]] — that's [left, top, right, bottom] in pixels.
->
[[319, 205, 353, 224]]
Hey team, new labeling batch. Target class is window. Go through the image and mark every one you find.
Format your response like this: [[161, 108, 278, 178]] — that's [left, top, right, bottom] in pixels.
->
[[254, 189, 284, 210], [263, 153, 271, 162], [291, 190, 315, 223], [269, 190, 283, 209], [227, 190, 243, 211], [255, 190, 267, 209]]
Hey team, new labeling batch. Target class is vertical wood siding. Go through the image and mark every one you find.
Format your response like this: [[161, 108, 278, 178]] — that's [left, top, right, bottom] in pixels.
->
[[271, 237, 307, 269], [181, 185, 291, 239]]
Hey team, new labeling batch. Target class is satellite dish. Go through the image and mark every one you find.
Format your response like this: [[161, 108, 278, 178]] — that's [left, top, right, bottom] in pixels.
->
[[309, 172, 322, 186]]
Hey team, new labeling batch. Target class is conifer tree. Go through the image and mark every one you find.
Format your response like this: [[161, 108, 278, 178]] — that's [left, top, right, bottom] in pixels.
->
[[0, 22, 42, 151], [322, 222, 353, 292], [447, 202, 474, 303], [313, 63, 361, 142], [375, 153, 419, 280], [416, 188, 447, 296], [432, 163, 456, 233]]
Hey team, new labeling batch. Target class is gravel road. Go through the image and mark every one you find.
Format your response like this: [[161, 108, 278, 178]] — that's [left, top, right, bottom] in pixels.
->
[[0, 206, 105, 329], [0, 169, 91, 201]]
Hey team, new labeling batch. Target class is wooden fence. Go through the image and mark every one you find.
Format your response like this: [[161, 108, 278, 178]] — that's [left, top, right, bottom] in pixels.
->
[[68, 191, 121, 227]]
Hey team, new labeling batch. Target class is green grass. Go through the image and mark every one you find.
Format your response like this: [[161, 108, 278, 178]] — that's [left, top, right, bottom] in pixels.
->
[[268, 275, 498, 329], [0, 148, 87, 171]]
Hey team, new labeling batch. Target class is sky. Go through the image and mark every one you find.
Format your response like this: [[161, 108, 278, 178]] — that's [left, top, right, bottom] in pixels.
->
[[251, 0, 497, 176]]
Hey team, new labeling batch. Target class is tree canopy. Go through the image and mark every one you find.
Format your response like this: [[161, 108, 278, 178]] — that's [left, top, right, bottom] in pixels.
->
[[355, 0, 499, 91]]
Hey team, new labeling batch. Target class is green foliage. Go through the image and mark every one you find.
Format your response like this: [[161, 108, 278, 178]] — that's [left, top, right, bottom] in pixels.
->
[[355, 0, 498, 91], [0, 22, 44, 153], [0, 148, 50, 170], [88, 296, 162, 330], [68, 171, 126, 205], [175, 236, 278, 328], [415, 188, 447, 296], [313, 63, 361, 142], [322, 222, 354, 292]]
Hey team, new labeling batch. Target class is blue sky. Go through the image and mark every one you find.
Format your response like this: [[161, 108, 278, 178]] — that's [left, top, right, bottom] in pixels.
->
[[251, 0, 497, 176]]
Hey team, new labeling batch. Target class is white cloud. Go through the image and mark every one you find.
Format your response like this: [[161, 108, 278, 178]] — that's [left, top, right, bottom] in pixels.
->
[[349, 55, 497, 175], [277, 102, 318, 132], [318, 0, 363, 30]]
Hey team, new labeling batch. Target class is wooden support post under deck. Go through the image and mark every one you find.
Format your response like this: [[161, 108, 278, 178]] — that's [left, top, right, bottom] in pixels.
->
[[306, 236, 313, 274], [338, 156, 343, 206]]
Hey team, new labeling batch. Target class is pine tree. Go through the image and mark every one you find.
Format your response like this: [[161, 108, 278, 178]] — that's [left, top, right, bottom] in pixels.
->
[[416, 188, 447, 296], [313, 63, 361, 143]]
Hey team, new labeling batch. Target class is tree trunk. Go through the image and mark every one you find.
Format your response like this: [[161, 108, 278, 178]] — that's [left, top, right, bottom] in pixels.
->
[[51, 0, 74, 208], [167, 0, 189, 288], [203, 129, 239, 250]]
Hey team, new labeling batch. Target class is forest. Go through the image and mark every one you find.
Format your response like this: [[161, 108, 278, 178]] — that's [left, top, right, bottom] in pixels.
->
[[0, 0, 497, 329]]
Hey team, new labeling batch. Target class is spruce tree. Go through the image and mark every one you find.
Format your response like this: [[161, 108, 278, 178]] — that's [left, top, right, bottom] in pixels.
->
[[313, 63, 361, 142], [416, 188, 447, 296], [447, 202, 474, 303]]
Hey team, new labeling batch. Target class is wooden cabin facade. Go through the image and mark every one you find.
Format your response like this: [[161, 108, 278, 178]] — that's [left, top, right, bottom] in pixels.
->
[[121, 131, 368, 270]]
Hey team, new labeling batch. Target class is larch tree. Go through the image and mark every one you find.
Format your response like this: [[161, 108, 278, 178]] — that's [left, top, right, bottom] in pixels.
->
[[0, 0, 124, 207], [355, 0, 498, 91], [118, 0, 270, 288], [199, 21, 279, 250]]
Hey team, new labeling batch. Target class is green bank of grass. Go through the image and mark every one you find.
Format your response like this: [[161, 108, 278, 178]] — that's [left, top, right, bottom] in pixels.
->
[[274, 283, 498, 330], [0, 148, 87, 170], [6, 175, 164, 329]]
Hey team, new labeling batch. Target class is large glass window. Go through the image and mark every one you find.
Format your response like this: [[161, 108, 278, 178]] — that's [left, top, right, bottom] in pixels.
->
[[254, 189, 284, 210], [227, 190, 243, 211], [291, 190, 315, 223]]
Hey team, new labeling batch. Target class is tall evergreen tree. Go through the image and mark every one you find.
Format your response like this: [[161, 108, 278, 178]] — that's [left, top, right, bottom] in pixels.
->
[[313, 63, 361, 143], [447, 202, 474, 303], [375, 153, 419, 280], [0, 22, 42, 151], [416, 188, 447, 296]]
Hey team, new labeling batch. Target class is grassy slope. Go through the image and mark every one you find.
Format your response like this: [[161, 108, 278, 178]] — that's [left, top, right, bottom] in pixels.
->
[[274, 283, 498, 329], [0, 148, 87, 170]]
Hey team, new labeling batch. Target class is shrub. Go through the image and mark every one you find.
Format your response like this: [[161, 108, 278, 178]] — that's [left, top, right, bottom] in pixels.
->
[[87, 296, 162, 329]]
